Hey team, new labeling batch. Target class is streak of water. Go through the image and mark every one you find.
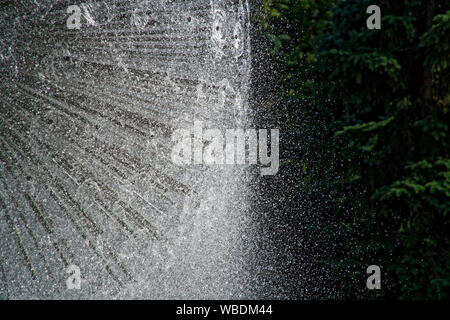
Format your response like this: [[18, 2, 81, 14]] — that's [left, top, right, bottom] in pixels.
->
[[0, 0, 253, 299]]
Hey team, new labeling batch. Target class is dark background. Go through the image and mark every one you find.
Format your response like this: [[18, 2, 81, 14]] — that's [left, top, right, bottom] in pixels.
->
[[254, 0, 449, 299]]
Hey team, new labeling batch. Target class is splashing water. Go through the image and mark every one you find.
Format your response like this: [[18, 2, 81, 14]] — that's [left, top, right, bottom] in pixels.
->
[[0, 0, 254, 299]]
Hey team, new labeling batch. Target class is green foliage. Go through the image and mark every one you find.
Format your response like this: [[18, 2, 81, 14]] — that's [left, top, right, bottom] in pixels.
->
[[420, 11, 450, 73], [260, 0, 450, 299], [373, 158, 450, 216]]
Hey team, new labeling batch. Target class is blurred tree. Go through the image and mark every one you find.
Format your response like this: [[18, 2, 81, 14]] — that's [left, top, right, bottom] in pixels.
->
[[260, 0, 450, 299]]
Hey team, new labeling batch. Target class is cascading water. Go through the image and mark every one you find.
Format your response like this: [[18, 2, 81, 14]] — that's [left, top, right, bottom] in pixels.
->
[[0, 0, 255, 299]]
